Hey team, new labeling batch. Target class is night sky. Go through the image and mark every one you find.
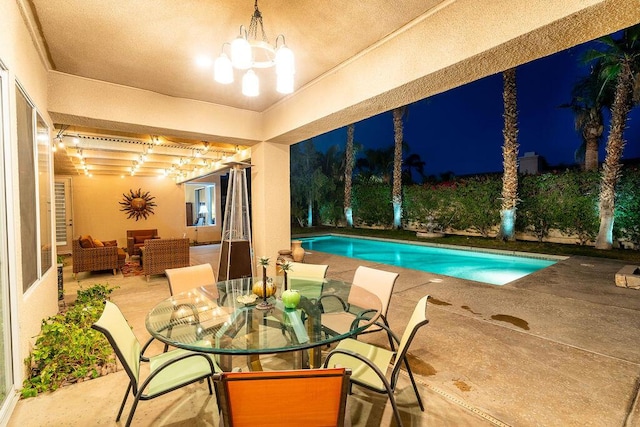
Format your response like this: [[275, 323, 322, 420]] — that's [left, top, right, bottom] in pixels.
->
[[311, 37, 640, 178]]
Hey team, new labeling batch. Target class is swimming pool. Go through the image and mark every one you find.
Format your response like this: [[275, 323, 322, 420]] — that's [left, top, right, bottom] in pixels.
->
[[297, 235, 558, 286]]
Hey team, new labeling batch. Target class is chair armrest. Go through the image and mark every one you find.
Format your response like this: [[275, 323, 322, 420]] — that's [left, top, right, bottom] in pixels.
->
[[138, 352, 217, 392], [323, 347, 391, 387], [140, 336, 157, 362], [318, 294, 349, 312], [349, 308, 383, 331]]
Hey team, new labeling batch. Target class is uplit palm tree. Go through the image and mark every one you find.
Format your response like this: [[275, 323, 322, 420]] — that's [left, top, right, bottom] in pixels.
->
[[498, 67, 519, 241], [392, 106, 407, 228], [344, 124, 355, 226], [591, 26, 640, 249]]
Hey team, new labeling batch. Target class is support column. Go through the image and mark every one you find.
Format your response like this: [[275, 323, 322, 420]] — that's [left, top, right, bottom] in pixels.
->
[[251, 141, 291, 275]]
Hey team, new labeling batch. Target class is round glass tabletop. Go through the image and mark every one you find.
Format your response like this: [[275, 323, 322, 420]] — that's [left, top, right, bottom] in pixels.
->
[[145, 276, 382, 357]]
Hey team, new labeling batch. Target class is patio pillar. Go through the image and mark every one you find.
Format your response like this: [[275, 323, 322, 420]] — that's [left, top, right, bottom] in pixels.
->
[[250, 141, 291, 275]]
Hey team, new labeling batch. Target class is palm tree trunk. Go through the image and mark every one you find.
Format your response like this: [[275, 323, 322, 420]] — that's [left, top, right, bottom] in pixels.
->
[[583, 110, 603, 171], [344, 124, 355, 227], [392, 107, 405, 229], [499, 68, 519, 241], [595, 61, 634, 249], [307, 198, 313, 227], [584, 137, 599, 171]]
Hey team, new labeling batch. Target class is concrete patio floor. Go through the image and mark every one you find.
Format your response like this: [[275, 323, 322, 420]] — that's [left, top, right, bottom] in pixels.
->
[[8, 244, 640, 426]]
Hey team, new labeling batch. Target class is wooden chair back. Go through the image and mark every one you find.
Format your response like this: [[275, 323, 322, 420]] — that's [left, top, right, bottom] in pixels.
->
[[213, 368, 351, 427]]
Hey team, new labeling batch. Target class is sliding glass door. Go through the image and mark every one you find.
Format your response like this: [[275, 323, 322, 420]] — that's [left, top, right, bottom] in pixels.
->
[[0, 68, 14, 415]]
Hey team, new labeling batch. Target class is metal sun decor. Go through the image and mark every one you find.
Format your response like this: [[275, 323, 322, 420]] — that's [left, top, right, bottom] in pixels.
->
[[119, 188, 157, 221]]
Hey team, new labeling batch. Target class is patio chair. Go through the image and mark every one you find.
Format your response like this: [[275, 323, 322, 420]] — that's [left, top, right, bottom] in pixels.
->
[[166, 262, 217, 295], [321, 266, 399, 349], [163, 263, 228, 352], [322, 295, 430, 427], [92, 301, 219, 427], [288, 261, 328, 301], [213, 367, 352, 427]]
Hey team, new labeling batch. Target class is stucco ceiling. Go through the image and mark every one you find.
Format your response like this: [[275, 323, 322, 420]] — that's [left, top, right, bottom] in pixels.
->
[[28, 0, 442, 176], [30, 0, 442, 112]]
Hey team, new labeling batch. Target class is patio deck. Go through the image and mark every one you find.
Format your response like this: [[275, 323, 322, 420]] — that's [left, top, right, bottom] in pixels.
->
[[8, 244, 640, 426]]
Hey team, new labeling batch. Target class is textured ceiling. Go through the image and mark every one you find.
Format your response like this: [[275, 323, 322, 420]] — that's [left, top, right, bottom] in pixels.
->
[[29, 0, 443, 177], [30, 0, 442, 112]]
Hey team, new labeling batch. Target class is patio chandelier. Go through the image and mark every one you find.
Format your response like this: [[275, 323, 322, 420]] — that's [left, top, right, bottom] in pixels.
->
[[213, 0, 294, 96]]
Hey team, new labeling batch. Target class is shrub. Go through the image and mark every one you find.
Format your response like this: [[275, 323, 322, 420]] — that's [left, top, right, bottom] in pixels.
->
[[448, 176, 501, 237], [352, 183, 393, 226], [614, 168, 640, 244], [21, 284, 118, 398]]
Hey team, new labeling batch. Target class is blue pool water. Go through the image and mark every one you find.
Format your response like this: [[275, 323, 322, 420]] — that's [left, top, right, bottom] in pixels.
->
[[298, 235, 557, 286]]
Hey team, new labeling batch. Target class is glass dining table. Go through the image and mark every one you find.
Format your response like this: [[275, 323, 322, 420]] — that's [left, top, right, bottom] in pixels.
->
[[145, 276, 382, 370]]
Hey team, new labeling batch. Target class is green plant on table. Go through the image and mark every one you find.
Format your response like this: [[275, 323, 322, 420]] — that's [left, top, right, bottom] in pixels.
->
[[21, 283, 118, 398]]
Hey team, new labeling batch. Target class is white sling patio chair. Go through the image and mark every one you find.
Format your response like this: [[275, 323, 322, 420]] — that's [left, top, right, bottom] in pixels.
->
[[287, 261, 328, 301], [165, 262, 217, 295], [322, 295, 430, 427], [321, 266, 399, 349], [92, 301, 219, 427]]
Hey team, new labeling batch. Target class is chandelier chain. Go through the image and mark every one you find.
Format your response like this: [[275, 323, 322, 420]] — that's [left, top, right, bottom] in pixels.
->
[[248, 0, 269, 43]]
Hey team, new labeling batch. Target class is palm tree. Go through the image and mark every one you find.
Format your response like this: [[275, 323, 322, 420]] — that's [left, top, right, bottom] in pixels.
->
[[591, 26, 640, 249], [565, 65, 608, 171], [355, 146, 394, 182], [344, 124, 355, 226], [402, 153, 426, 184], [290, 139, 323, 227], [392, 106, 407, 229], [498, 67, 519, 241]]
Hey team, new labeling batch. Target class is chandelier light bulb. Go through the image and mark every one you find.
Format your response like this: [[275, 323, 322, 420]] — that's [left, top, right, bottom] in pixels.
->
[[275, 44, 295, 76], [231, 34, 252, 70], [242, 70, 259, 97], [214, 53, 234, 84], [276, 72, 294, 94]]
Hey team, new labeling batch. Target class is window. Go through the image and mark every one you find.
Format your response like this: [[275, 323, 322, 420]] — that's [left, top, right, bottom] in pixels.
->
[[185, 182, 216, 226], [37, 114, 52, 276], [16, 85, 53, 291]]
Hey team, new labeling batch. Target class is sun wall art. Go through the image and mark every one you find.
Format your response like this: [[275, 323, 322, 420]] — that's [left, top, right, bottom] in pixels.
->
[[119, 188, 157, 221]]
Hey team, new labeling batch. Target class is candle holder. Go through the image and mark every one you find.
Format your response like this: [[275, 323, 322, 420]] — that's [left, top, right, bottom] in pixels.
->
[[279, 261, 292, 292], [256, 256, 273, 310]]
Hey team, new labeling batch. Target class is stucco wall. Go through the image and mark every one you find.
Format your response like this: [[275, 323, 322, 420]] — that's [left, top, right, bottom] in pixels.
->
[[0, 0, 58, 401]]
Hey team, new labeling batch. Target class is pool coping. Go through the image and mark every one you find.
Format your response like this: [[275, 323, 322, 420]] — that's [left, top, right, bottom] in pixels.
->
[[293, 232, 569, 262]]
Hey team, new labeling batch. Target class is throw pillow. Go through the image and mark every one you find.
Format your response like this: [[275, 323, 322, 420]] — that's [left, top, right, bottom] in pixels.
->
[[135, 235, 152, 244], [93, 239, 104, 247], [103, 240, 118, 247], [79, 235, 95, 248]]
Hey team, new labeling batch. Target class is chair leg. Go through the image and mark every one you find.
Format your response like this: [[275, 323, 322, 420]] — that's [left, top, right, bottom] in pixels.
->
[[403, 356, 424, 411], [125, 392, 143, 427], [378, 381, 403, 427], [207, 376, 213, 395], [116, 382, 132, 421]]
